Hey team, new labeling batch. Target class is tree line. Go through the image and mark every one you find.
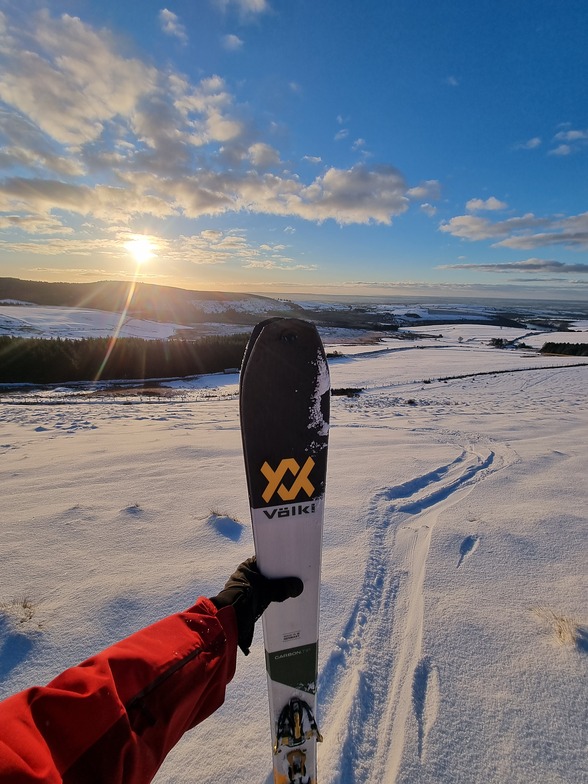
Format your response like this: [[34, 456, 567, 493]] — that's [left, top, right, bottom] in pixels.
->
[[0, 334, 250, 384], [540, 342, 588, 357]]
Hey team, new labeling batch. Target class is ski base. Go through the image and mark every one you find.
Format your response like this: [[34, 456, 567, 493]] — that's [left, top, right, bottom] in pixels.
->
[[239, 318, 329, 784]]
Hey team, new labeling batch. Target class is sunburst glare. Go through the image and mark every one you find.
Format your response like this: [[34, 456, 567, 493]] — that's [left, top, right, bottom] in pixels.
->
[[125, 236, 154, 266], [96, 235, 156, 382]]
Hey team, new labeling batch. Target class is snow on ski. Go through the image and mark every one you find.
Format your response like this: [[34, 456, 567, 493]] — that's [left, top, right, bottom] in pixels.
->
[[240, 318, 330, 784]]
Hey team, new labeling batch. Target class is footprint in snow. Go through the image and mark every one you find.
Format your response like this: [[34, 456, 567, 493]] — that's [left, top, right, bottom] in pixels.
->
[[457, 534, 480, 568], [207, 513, 244, 542]]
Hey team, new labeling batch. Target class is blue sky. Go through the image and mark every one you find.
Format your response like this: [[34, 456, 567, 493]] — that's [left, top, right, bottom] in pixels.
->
[[1, 0, 587, 299]]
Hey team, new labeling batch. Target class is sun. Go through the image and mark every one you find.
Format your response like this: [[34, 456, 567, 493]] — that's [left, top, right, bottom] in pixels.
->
[[125, 236, 154, 265]]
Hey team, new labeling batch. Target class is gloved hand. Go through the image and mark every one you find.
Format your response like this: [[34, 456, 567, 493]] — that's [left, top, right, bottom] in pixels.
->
[[210, 557, 303, 655]]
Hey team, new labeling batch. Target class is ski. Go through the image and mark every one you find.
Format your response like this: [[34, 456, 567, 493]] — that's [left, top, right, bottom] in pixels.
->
[[240, 318, 330, 784]]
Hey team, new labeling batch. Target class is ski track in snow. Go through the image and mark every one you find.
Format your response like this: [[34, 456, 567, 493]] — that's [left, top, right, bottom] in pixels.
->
[[319, 438, 517, 784], [412, 656, 440, 761]]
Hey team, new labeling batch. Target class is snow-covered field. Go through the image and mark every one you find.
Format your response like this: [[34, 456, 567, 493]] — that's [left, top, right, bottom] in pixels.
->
[[1, 320, 587, 783], [0, 304, 259, 340], [0, 304, 188, 340]]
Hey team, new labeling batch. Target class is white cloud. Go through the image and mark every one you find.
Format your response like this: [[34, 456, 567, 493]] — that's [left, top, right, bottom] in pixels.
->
[[247, 142, 281, 169], [334, 129, 349, 141], [148, 229, 282, 268], [205, 111, 244, 143], [214, 0, 270, 15], [155, 230, 310, 271], [0, 213, 73, 235], [174, 75, 235, 117], [0, 177, 94, 215], [516, 137, 541, 150], [0, 11, 243, 166], [420, 203, 437, 217], [0, 10, 157, 146], [2, 160, 414, 228], [200, 230, 223, 241], [0, 236, 127, 257], [294, 164, 410, 225], [0, 159, 421, 234], [439, 213, 547, 241], [216, 235, 249, 250], [165, 75, 247, 151], [159, 9, 187, 44], [516, 129, 588, 156], [0, 175, 177, 224], [439, 258, 588, 274], [222, 34, 244, 51], [0, 6, 436, 253], [440, 210, 588, 250], [245, 260, 317, 271], [0, 117, 85, 176], [466, 197, 507, 212], [302, 155, 322, 164], [326, 279, 586, 296], [495, 212, 588, 249], [407, 180, 441, 201], [549, 144, 572, 157], [554, 129, 588, 142], [549, 127, 588, 156]]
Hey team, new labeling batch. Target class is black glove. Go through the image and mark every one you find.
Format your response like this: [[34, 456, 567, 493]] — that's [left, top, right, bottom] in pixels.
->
[[210, 557, 303, 655]]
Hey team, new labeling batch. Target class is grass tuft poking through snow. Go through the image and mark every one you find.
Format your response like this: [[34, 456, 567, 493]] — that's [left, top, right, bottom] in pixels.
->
[[532, 607, 587, 650], [0, 597, 39, 629]]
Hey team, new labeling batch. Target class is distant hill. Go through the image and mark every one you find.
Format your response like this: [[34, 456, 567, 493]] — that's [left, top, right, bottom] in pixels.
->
[[1, 278, 532, 333], [0, 278, 302, 325]]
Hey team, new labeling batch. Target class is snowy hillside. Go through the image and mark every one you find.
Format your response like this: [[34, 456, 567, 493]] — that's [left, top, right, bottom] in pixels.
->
[[0, 305, 193, 340], [1, 322, 586, 783], [0, 304, 272, 342]]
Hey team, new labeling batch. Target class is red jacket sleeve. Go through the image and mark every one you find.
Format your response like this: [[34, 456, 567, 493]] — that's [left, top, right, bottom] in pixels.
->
[[0, 597, 238, 784]]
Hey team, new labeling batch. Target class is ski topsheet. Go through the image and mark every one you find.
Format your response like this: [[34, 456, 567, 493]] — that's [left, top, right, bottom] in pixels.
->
[[240, 319, 330, 784]]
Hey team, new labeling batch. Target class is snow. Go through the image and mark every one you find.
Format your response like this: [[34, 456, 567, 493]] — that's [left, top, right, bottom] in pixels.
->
[[408, 323, 533, 343], [292, 300, 500, 324], [0, 304, 259, 341], [190, 297, 281, 314], [1, 311, 587, 783], [523, 329, 588, 348], [292, 300, 352, 312], [309, 350, 331, 437], [0, 305, 188, 340]]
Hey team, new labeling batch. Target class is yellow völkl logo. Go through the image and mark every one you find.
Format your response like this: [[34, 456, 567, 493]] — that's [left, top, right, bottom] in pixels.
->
[[260, 457, 315, 503]]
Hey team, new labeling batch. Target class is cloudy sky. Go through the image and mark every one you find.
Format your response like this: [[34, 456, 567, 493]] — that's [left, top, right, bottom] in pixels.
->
[[1, 0, 587, 298]]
